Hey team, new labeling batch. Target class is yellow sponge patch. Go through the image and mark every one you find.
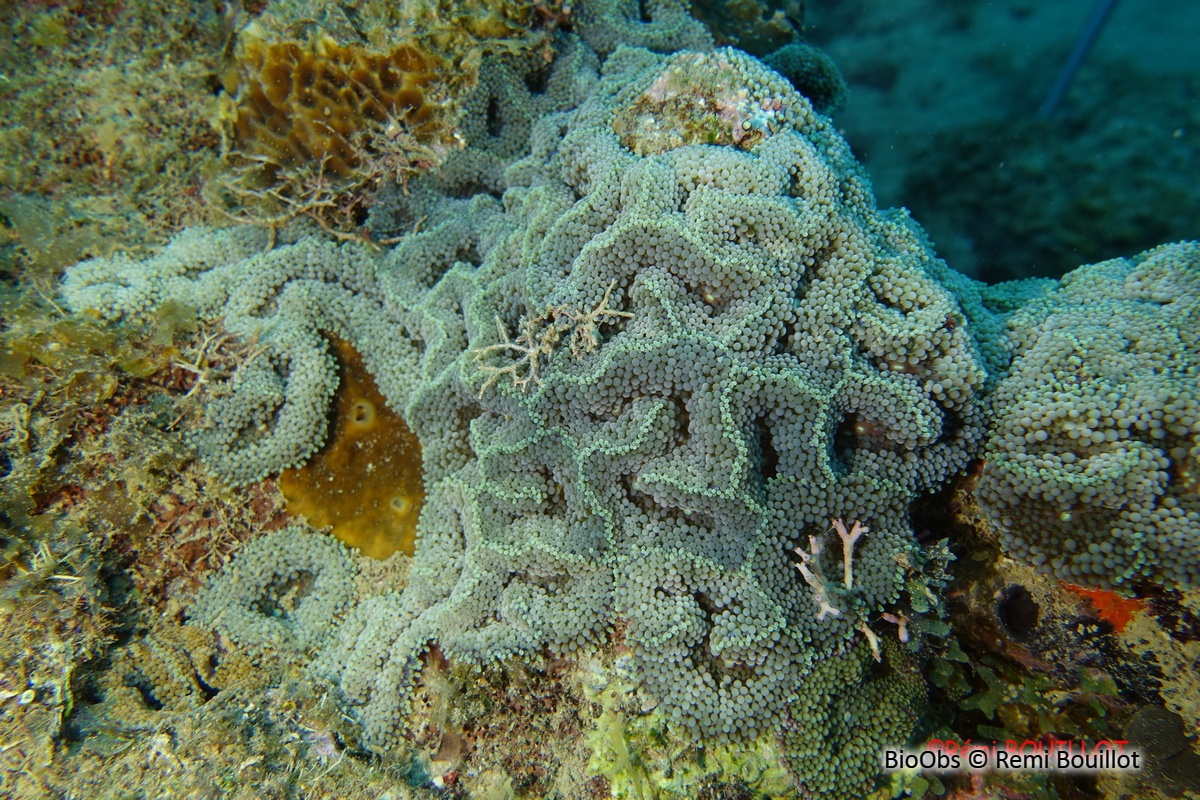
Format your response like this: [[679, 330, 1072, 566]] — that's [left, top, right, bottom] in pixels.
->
[[280, 338, 423, 559]]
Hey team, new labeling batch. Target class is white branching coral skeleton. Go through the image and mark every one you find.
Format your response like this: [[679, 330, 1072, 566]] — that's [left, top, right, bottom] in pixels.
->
[[793, 534, 842, 622], [858, 622, 881, 661], [793, 518, 869, 621], [795, 518, 887, 658], [881, 611, 910, 643], [472, 280, 632, 396], [833, 518, 868, 590], [792, 519, 919, 661]]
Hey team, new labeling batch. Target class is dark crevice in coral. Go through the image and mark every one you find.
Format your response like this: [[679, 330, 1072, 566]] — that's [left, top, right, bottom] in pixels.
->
[[873, 288, 900, 313], [934, 406, 963, 445], [133, 680, 165, 711], [546, 469, 568, 507], [460, 242, 483, 268], [443, 179, 503, 201], [524, 62, 551, 95], [253, 571, 316, 622], [512, 569, 568, 594], [485, 96, 504, 139], [693, 590, 718, 624], [454, 405, 483, 460], [690, 637, 758, 685], [192, 668, 220, 702], [755, 417, 779, 481], [404, 325, 426, 356], [824, 415, 850, 479], [831, 412, 859, 466], [621, 473, 653, 513], [839, 411, 899, 454], [669, 393, 691, 451]]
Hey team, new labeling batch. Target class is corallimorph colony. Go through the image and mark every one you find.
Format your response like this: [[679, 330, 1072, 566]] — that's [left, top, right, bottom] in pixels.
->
[[979, 243, 1200, 592], [60, 7, 1199, 795]]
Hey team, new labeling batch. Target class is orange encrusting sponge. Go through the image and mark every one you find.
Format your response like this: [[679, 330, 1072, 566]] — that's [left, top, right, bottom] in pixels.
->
[[280, 338, 424, 559], [228, 34, 441, 178], [1061, 582, 1147, 633]]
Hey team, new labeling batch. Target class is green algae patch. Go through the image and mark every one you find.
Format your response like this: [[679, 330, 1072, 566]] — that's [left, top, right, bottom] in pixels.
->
[[582, 655, 797, 799]]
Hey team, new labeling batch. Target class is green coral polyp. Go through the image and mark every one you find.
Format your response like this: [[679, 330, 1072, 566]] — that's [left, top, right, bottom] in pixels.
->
[[979, 242, 1200, 591]]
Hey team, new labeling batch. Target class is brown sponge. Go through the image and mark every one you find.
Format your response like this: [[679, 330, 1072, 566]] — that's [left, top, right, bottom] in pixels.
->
[[227, 34, 441, 178]]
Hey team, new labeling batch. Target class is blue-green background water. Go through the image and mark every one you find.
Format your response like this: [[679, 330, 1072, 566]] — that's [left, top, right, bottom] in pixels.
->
[[802, 0, 1200, 282]]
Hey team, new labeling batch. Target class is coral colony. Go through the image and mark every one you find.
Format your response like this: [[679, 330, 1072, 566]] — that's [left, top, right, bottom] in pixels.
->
[[65, 39, 990, 795], [2, 0, 1192, 796]]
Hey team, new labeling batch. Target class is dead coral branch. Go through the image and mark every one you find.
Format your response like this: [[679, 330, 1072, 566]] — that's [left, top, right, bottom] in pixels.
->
[[472, 280, 632, 397]]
